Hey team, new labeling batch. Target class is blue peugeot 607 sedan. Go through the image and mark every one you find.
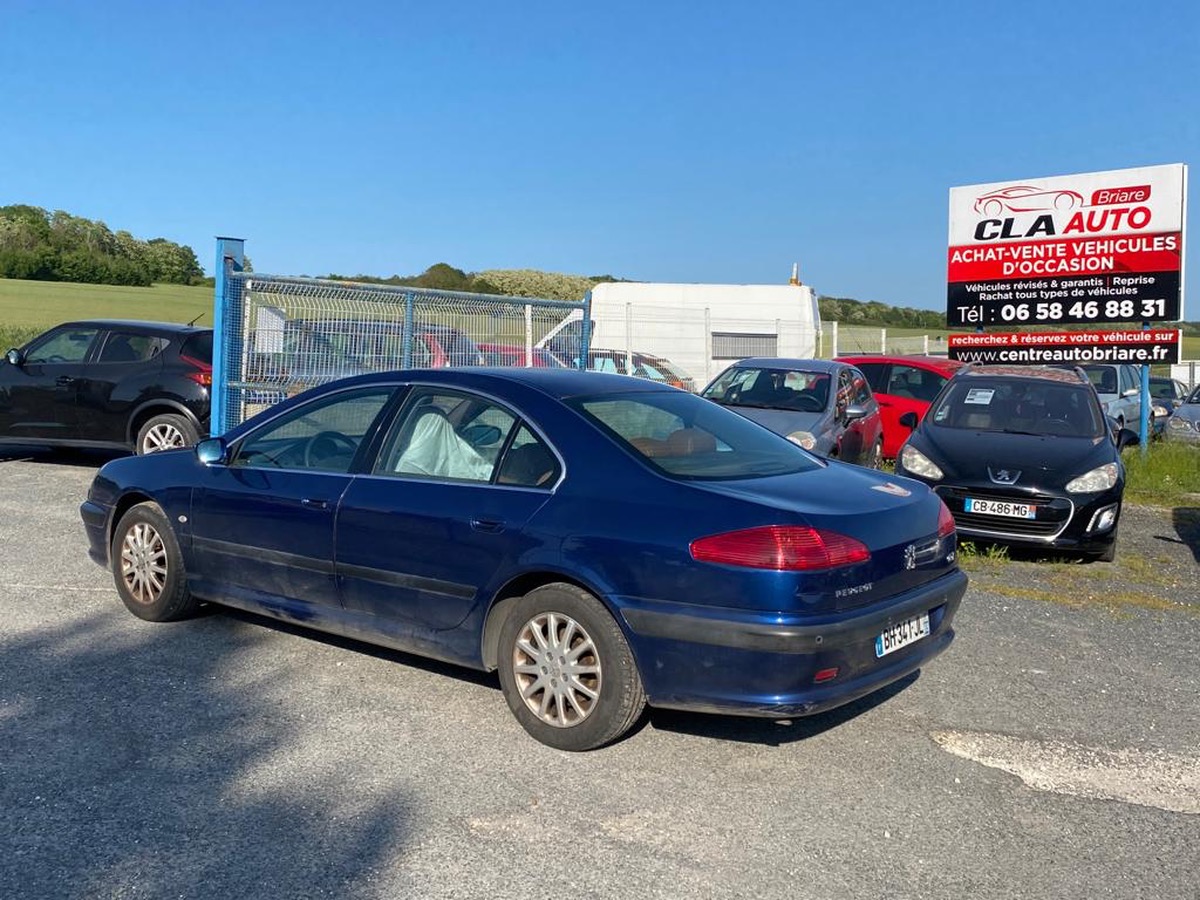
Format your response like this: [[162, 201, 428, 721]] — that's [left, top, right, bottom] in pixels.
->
[[80, 368, 966, 750]]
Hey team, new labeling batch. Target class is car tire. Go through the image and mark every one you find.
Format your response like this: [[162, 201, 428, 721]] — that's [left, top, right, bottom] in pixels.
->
[[1094, 531, 1118, 563], [110, 502, 200, 622], [137, 413, 199, 455], [864, 438, 883, 469], [497, 583, 646, 751]]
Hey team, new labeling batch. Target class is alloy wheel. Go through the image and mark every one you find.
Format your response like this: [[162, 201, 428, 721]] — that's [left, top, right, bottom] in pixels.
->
[[142, 422, 185, 453], [120, 521, 168, 604], [511, 612, 602, 728]]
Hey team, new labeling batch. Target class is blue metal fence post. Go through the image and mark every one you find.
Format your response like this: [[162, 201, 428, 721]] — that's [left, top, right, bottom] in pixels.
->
[[1139, 322, 1151, 454], [211, 237, 245, 436]]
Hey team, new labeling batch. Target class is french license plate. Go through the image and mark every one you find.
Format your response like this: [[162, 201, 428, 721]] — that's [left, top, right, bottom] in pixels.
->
[[875, 612, 931, 658], [964, 497, 1036, 519]]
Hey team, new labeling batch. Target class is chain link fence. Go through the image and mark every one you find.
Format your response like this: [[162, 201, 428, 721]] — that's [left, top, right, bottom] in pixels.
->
[[212, 241, 588, 433]]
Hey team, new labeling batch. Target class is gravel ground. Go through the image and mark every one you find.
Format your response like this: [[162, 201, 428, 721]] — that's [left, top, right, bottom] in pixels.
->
[[1, 451, 1197, 900], [961, 503, 1200, 610]]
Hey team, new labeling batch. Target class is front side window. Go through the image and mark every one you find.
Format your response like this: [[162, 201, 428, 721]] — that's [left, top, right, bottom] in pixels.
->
[[25, 327, 99, 364], [232, 387, 394, 472], [572, 390, 821, 479]]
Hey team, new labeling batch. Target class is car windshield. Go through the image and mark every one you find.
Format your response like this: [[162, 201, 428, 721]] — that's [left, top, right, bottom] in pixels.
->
[[702, 367, 830, 412], [569, 390, 822, 480], [928, 378, 1102, 437]]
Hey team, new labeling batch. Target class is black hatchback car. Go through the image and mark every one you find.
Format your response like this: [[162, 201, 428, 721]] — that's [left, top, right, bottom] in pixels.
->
[[1, 320, 212, 455], [894, 365, 1124, 561]]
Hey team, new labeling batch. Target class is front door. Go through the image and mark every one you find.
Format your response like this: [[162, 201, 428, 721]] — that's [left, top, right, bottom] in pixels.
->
[[0, 325, 99, 441], [189, 385, 396, 614]]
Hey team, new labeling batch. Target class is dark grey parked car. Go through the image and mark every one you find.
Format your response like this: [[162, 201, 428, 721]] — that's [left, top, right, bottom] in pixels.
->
[[700, 358, 884, 467]]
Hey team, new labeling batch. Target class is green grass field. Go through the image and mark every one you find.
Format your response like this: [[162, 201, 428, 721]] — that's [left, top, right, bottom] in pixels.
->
[[0, 278, 213, 349], [1, 277, 1196, 363]]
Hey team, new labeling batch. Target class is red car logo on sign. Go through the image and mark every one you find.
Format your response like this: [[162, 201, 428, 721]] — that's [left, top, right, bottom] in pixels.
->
[[973, 185, 1085, 216]]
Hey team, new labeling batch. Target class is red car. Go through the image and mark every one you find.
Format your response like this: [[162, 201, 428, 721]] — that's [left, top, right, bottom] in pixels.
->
[[834, 355, 965, 459], [478, 343, 568, 368]]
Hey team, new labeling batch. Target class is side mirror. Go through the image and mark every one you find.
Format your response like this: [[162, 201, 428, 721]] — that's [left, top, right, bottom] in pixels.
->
[[195, 437, 229, 465], [5, 348, 22, 366], [899, 411, 920, 430], [1116, 427, 1139, 450], [843, 404, 867, 423]]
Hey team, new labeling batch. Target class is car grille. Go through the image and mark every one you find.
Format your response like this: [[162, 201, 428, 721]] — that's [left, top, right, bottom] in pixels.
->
[[935, 487, 1072, 540]]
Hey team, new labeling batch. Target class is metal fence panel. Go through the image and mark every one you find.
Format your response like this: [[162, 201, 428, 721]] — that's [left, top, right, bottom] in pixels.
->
[[212, 242, 588, 434]]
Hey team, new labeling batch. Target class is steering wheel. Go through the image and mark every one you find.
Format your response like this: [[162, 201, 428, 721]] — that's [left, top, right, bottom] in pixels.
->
[[724, 385, 743, 404], [1042, 418, 1072, 432], [789, 394, 823, 412], [303, 430, 358, 468]]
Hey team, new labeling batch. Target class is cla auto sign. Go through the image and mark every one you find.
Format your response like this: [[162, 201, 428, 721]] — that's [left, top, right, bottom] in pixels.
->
[[947, 164, 1187, 327]]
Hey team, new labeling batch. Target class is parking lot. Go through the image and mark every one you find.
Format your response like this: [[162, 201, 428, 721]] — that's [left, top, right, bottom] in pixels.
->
[[1, 450, 1197, 900]]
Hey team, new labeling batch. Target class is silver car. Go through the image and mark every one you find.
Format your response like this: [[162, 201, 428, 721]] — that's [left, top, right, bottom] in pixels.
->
[[1164, 383, 1200, 446], [700, 358, 884, 467]]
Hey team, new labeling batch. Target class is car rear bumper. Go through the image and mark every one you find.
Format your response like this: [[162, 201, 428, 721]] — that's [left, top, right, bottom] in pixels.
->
[[617, 568, 966, 717]]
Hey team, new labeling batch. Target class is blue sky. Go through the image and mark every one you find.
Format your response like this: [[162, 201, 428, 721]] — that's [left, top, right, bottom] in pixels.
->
[[3, 0, 1197, 312]]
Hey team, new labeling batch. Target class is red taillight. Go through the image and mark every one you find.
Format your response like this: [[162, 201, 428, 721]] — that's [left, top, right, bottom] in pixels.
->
[[814, 667, 840, 684], [181, 354, 212, 387], [936, 500, 956, 538], [690, 525, 870, 571]]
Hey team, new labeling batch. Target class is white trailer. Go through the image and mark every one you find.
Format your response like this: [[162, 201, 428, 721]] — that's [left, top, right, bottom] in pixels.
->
[[541, 279, 824, 387]]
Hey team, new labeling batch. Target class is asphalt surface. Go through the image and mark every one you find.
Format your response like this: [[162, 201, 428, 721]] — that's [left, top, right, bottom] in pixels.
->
[[1, 448, 1197, 900]]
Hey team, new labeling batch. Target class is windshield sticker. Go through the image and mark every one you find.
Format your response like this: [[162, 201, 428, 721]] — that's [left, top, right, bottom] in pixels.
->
[[965, 389, 995, 405]]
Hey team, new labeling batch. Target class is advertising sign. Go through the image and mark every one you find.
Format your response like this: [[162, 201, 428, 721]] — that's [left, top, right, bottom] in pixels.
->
[[947, 328, 1182, 365], [947, 164, 1187, 327]]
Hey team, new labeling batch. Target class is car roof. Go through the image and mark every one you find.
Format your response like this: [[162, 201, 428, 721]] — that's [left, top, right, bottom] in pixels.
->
[[61, 319, 211, 334], [730, 358, 845, 373], [309, 365, 673, 400], [957, 364, 1090, 385], [835, 353, 964, 372]]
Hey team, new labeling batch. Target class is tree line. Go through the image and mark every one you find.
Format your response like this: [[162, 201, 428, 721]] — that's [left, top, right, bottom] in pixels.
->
[[0, 205, 204, 287]]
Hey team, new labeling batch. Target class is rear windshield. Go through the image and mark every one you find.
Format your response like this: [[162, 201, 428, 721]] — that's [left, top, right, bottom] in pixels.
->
[[568, 390, 822, 480], [180, 331, 213, 363], [928, 378, 1103, 438]]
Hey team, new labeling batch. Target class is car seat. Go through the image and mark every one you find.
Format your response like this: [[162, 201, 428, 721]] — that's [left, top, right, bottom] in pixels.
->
[[498, 442, 557, 486]]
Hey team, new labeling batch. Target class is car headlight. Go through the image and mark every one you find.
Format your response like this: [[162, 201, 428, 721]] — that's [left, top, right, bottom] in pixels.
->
[[899, 444, 943, 480], [1152, 404, 1170, 417], [1168, 416, 1196, 432], [787, 431, 816, 450], [1066, 462, 1119, 494]]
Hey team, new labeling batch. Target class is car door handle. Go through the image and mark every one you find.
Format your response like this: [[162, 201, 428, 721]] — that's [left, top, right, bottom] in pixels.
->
[[56, 376, 76, 386], [470, 518, 505, 533], [300, 497, 329, 510]]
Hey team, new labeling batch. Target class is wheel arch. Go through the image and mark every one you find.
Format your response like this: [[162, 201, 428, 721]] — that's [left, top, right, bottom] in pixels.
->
[[480, 571, 610, 671], [126, 400, 203, 446], [108, 492, 158, 553]]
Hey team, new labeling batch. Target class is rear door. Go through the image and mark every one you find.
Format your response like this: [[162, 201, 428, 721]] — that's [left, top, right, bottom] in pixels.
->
[[0, 325, 99, 441], [336, 388, 558, 633], [75, 330, 169, 443]]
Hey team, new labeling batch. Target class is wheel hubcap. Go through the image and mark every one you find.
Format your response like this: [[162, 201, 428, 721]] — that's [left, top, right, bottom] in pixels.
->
[[143, 423, 184, 453], [121, 522, 167, 604], [512, 612, 601, 728]]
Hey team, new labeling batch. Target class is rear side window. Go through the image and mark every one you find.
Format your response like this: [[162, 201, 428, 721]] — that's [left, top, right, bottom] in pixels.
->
[[571, 391, 821, 480], [99, 332, 168, 363], [180, 332, 213, 363]]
